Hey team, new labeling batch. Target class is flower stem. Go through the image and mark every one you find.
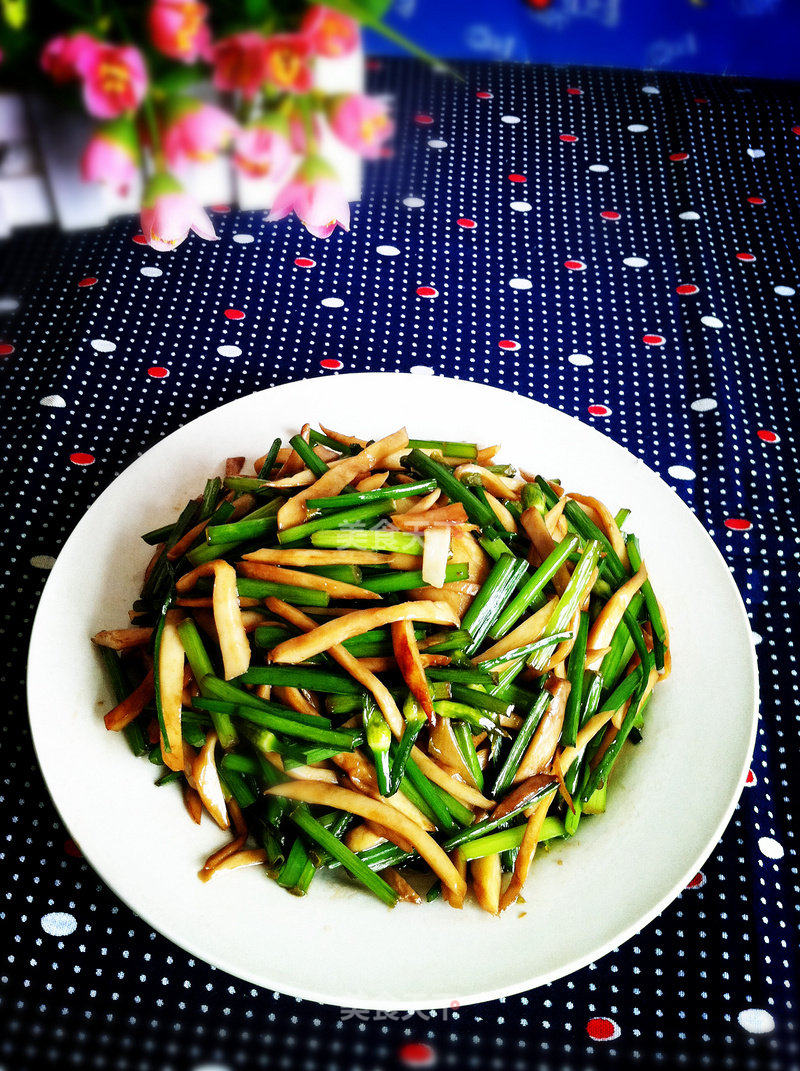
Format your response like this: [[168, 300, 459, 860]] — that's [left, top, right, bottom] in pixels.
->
[[142, 96, 164, 170]]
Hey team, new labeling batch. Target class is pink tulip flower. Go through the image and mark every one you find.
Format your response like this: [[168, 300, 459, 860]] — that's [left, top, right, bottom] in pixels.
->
[[233, 123, 293, 181], [163, 101, 238, 167], [80, 44, 147, 119], [263, 34, 313, 94], [330, 94, 393, 159], [212, 32, 270, 100], [269, 158, 350, 239], [41, 32, 99, 83], [81, 121, 139, 194], [148, 0, 211, 63], [301, 6, 359, 57], [140, 173, 217, 251]]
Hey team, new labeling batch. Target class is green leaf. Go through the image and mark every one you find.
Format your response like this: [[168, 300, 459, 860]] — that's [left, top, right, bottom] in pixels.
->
[[244, 0, 274, 19], [152, 64, 207, 95], [322, 0, 461, 77]]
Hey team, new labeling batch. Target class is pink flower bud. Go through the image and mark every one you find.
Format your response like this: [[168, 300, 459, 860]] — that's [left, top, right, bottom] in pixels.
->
[[330, 94, 393, 159], [269, 158, 350, 239], [301, 6, 359, 57], [163, 101, 238, 168], [140, 173, 217, 251], [233, 123, 293, 181], [148, 0, 211, 63], [81, 121, 139, 195]]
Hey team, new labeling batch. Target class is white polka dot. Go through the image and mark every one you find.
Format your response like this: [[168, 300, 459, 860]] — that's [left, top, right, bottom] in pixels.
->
[[679, 211, 701, 221], [508, 278, 532, 290], [30, 554, 56, 570], [140, 266, 162, 278], [41, 394, 66, 408], [700, 315, 724, 329], [376, 245, 401, 257], [91, 339, 116, 353], [588, 164, 609, 173], [428, 139, 448, 149], [0, 295, 19, 312], [217, 344, 242, 358], [737, 1009, 775, 1034], [758, 836, 784, 860], [691, 397, 717, 412], [510, 201, 532, 213], [773, 285, 795, 296], [233, 234, 254, 244], [752, 631, 762, 645], [403, 197, 424, 208], [41, 911, 77, 936], [568, 353, 593, 367], [668, 465, 696, 481], [746, 147, 765, 159], [623, 256, 649, 268], [642, 85, 660, 95], [410, 365, 434, 376], [501, 115, 520, 125], [320, 297, 345, 308], [627, 123, 649, 133]]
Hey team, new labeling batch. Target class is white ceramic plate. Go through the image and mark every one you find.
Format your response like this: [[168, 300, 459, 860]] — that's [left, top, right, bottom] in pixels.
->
[[28, 373, 758, 1010]]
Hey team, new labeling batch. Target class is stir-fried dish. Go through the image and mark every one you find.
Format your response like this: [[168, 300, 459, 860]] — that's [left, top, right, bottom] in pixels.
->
[[93, 425, 670, 913]]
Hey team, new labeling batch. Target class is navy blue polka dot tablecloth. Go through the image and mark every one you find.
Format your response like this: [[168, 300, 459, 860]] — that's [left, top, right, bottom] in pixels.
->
[[2, 58, 799, 1071]]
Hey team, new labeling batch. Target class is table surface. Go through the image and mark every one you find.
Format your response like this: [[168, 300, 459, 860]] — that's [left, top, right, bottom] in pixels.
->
[[2, 59, 798, 1071]]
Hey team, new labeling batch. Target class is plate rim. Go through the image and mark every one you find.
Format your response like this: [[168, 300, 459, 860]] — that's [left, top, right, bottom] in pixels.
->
[[26, 372, 759, 1009]]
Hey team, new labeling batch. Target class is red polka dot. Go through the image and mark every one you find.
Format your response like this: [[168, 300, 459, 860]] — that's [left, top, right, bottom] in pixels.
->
[[694, 97, 708, 104], [64, 838, 82, 858], [78, 277, 97, 288], [757, 429, 778, 443], [414, 114, 434, 125], [147, 366, 169, 379], [457, 218, 476, 229], [476, 91, 493, 100], [564, 259, 587, 271], [398, 1042, 435, 1068], [600, 210, 620, 220], [498, 340, 520, 351], [508, 173, 526, 183], [416, 286, 438, 298], [70, 452, 95, 466], [211, 204, 230, 213], [588, 403, 611, 417], [224, 308, 244, 320], [747, 196, 765, 205], [294, 257, 316, 268], [669, 151, 689, 161], [676, 284, 699, 295], [736, 252, 756, 262], [724, 518, 752, 531], [643, 334, 666, 346], [132, 234, 147, 244], [792, 125, 800, 136], [320, 359, 343, 370], [366, 59, 382, 72], [746, 768, 757, 786], [567, 87, 583, 95], [687, 872, 706, 889], [559, 133, 578, 142], [0, 342, 14, 356], [586, 1017, 619, 1041]]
